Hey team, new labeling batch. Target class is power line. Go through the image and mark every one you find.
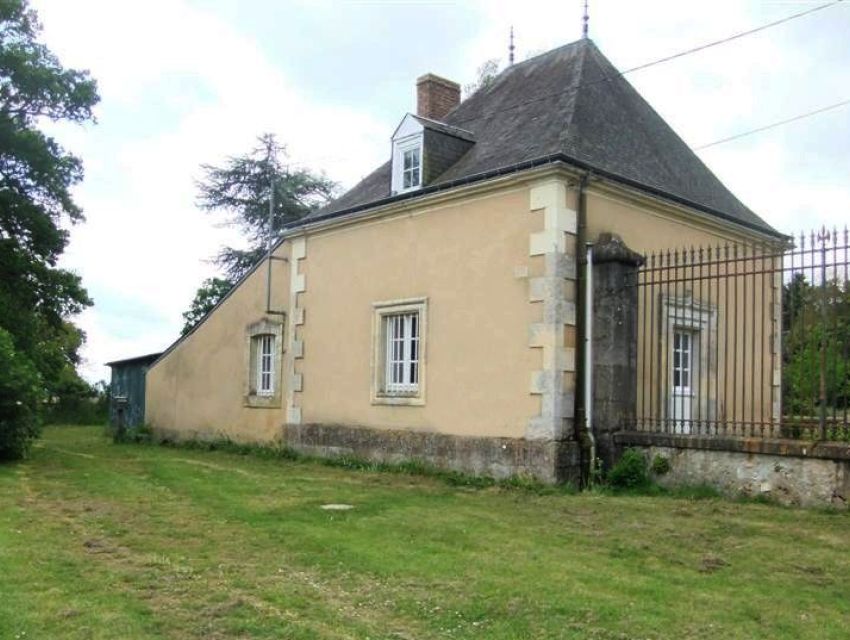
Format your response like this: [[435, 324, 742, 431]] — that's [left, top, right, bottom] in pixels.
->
[[621, 1, 843, 76], [695, 98, 850, 150], [452, 0, 844, 125]]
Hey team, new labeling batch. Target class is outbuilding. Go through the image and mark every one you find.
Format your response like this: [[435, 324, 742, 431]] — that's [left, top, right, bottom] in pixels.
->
[[106, 353, 162, 431]]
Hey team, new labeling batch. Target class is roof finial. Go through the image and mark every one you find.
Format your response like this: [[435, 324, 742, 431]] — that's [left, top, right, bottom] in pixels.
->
[[509, 26, 515, 65], [582, 0, 589, 39]]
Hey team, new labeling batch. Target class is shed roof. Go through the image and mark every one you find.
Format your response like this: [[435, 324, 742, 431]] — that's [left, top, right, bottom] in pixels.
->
[[106, 352, 163, 368]]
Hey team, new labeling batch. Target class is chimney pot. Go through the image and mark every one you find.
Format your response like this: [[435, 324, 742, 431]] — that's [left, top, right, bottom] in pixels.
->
[[416, 73, 460, 121]]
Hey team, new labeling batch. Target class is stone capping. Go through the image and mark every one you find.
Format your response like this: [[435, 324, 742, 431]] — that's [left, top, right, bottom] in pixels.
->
[[591, 232, 644, 266], [615, 431, 850, 462]]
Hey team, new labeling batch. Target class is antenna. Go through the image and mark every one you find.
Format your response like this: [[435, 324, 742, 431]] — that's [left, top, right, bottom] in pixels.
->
[[509, 26, 515, 65], [582, 0, 589, 39]]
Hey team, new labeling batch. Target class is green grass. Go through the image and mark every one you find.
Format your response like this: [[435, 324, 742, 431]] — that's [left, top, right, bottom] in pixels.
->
[[1, 427, 849, 639]]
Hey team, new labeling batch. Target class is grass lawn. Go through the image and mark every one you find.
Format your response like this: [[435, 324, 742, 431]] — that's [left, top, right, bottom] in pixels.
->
[[1, 427, 849, 639]]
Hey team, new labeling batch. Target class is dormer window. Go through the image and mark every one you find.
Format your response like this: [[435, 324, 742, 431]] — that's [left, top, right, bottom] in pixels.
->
[[390, 112, 475, 195], [391, 114, 425, 194], [402, 146, 421, 189]]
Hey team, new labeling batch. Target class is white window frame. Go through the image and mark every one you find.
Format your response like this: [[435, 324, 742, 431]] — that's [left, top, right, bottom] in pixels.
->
[[384, 312, 420, 394], [671, 329, 696, 433], [371, 297, 428, 406], [256, 334, 275, 396], [392, 134, 423, 194], [401, 146, 421, 190]]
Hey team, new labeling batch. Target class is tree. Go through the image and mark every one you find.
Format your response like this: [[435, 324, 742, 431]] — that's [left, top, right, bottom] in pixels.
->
[[782, 275, 850, 419], [196, 133, 336, 281], [181, 134, 335, 334], [181, 277, 233, 336], [0, 0, 99, 457], [463, 59, 500, 98]]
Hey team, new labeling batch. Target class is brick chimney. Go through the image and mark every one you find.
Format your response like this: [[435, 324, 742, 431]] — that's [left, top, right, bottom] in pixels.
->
[[416, 74, 460, 121]]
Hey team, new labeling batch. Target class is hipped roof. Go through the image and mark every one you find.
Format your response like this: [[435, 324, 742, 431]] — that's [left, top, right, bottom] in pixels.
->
[[306, 39, 778, 236]]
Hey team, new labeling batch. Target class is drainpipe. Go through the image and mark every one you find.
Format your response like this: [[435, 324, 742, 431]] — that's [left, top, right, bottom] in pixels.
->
[[584, 242, 596, 478], [574, 171, 593, 486]]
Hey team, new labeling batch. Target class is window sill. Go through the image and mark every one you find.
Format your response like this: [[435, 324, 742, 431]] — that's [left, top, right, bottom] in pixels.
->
[[244, 393, 282, 409], [371, 393, 425, 407]]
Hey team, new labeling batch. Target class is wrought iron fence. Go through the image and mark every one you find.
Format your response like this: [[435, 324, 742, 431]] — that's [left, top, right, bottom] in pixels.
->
[[629, 228, 850, 441]]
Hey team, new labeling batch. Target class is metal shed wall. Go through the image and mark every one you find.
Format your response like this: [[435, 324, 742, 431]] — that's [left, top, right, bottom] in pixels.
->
[[107, 353, 161, 429]]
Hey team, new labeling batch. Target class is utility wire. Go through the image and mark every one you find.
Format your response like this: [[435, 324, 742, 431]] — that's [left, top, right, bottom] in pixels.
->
[[621, 1, 843, 75], [695, 98, 850, 149], [451, 0, 844, 124]]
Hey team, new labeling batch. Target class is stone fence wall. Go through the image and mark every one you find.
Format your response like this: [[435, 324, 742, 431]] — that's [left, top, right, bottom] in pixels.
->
[[591, 233, 850, 508]]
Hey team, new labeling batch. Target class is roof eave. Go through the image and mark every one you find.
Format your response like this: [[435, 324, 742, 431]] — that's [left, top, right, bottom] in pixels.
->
[[293, 153, 785, 239]]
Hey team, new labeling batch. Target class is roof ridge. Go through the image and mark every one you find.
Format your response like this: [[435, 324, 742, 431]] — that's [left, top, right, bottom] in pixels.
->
[[411, 113, 476, 137], [561, 39, 590, 140]]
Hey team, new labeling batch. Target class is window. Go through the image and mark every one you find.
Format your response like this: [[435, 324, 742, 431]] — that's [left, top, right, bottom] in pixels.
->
[[671, 329, 696, 434], [661, 295, 715, 434], [244, 319, 283, 408], [372, 298, 427, 405], [384, 313, 419, 393], [672, 331, 691, 392], [390, 114, 425, 194], [402, 147, 421, 190], [256, 334, 275, 396]]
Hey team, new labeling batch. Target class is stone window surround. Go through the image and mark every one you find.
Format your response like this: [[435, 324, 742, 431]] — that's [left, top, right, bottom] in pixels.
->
[[371, 297, 428, 406], [659, 293, 716, 424], [244, 318, 284, 408]]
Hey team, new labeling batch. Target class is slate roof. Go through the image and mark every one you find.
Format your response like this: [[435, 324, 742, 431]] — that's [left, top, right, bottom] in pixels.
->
[[304, 39, 778, 236]]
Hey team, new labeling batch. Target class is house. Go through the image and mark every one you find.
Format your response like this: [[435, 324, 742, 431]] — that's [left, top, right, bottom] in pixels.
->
[[144, 38, 783, 484]]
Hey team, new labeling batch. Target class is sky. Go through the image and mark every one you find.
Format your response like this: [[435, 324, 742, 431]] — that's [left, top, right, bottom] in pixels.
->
[[29, 0, 850, 382]]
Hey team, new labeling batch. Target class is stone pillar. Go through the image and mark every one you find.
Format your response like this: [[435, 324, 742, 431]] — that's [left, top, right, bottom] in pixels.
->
[[591, 233, 643, 469]]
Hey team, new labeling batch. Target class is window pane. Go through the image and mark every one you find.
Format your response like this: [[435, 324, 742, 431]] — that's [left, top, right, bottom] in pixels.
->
[[383, 311, 420, 394], [256, 335, 275, 395]]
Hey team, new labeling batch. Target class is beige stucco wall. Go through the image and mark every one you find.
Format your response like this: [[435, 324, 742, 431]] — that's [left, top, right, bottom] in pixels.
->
[[145, 243, 292, 443], [145, 169, 779, 447], [146, 176, 576, 443], [587, 187, 781, 433], [298, 184, 545, 438]]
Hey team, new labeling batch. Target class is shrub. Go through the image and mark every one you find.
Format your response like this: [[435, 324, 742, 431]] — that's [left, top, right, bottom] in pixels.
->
[[0, 328, 43, 460], [44, 380, 109, 426], [608, 448, 649, 489], [650, 454, 671, 476]]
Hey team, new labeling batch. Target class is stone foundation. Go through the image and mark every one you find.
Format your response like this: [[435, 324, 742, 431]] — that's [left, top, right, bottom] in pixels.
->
[[617, 432, 850, 508], [282, 423, 581, 485]]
